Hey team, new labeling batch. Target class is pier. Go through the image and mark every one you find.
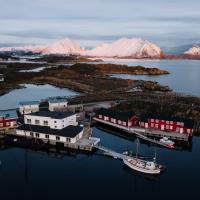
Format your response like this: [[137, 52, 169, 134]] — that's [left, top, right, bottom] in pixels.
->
[[94, 144, 133, 160], [93, 117, 187, 147]]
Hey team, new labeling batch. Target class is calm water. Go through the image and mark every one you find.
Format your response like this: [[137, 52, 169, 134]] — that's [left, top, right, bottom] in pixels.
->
[[0, 128, 200, 199], [101, 59, 200, 96], [0, 84, 78, 110]]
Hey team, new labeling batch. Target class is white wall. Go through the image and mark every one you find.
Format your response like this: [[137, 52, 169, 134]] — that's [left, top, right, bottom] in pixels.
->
[[24, 113, 77, 129], [16, 128, 83, 144], [49, 102, 68, 111], [19, 104, 39, 114]]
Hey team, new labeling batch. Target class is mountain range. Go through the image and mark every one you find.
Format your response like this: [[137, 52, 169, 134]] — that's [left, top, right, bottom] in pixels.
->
[[0, 37, 200, 59]]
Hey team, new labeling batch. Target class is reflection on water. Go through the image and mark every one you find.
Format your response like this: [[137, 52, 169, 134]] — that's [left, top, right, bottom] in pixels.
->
[[0, 126, 200, 199], [0, 84, 79, 110]]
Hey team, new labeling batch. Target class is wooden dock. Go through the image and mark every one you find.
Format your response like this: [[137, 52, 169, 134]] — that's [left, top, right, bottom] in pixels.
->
[[93, 117, 188, 147]]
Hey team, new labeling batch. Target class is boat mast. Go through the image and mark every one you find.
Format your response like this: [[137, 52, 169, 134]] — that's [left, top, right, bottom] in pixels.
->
[[136, 138, 139, 160], [154, 146, 157, 163]]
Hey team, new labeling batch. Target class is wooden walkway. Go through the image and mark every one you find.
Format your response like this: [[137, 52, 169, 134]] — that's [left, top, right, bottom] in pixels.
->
[[93, 117, 176, 148], [94, 144, 132, 160]]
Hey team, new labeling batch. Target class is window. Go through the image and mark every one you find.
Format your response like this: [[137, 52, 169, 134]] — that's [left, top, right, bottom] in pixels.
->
[[0, 123, 3, 127], [166, 125, 169, 129], [27, 119, 31, 124], [170, 121, 173, 124], [43, 121, 48, 126], [155, 124, 159, 129], [118, 120, 122, 124], [166, 121, 169, 124], [140, 122, 144, 126], [55, 126, 57, 128], [66, 138, 71, 142], [176, 127, 180, 132], [151, 123, 154, 128], [56, 136, 60, 141], [6, 122, 10, 126], [30, 132, 34, 137], [187, 129, 191, 134], [151, 119, 154, 122], [45, 134, 49, 139], [156, 119, 159, 123], [122, 121, 126, 126], [35, 133, 40, 137], [170, 126, 173, 130], [54, 121, 57, 123], [99, 115, 102, 119], [35, 120, 40, 125]]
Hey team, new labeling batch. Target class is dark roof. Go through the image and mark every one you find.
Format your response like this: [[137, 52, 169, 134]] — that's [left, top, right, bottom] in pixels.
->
[[19, 101, 40, 106], [139, 113, 194, 128], [17, 124, 83, 138], [26, 111, 75, 119], [95, 108, 135, 122]]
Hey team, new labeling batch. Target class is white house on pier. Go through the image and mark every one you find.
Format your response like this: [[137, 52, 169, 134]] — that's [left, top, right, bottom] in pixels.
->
[[16, 111, 83, 144]]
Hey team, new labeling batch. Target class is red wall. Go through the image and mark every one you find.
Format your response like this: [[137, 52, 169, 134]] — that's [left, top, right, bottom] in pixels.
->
[[139, 118, 193, 135], [0, 117, 17, 129]]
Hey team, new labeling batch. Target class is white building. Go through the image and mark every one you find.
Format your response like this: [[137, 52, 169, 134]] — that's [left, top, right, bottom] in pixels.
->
[[0, 74, 4, 82], [16, 111, 83, 144], [24, 111, 77, 129], [48, 98, 68, 111], [19, 101, 40, 114]]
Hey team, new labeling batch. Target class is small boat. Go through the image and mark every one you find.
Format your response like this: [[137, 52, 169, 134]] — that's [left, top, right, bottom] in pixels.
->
[[160, 137, 174, 148], [123, 139, 165, 174]]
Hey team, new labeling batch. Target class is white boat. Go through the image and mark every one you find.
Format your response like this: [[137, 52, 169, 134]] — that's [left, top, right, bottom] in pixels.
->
[[160, 137, 174, 148], [123, 158, 161, 174], [123, 139, 165, 174]]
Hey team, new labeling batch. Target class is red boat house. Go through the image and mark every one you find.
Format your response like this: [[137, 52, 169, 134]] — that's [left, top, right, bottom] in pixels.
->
[[95, 108, 138, 128], [0, 109, 18, 132], [139, 114, 194, 135]]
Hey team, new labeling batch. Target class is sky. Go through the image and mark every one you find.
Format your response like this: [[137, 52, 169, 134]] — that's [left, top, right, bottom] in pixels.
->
[[0, 0, 200, 52]]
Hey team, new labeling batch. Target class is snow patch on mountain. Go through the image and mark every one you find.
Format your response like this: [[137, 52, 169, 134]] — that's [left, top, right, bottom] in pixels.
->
[[83, 38, 162, 58], [184, 45, 200, 56]]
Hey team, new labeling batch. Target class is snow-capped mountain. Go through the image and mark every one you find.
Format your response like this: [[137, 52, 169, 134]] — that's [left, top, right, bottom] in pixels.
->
[[0, 38, 84, 55], [184, 45, 200, 56], [84, 38, 163, 58]]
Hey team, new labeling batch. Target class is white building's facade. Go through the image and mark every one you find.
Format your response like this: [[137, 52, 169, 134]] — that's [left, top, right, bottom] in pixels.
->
[[24, 112, 77, 129], [48, 99, 68, 111], [0, 74, 4, 82], [16, 127, 83, 144], [16, 111, 83, 144], [19, 101, 40, 114]]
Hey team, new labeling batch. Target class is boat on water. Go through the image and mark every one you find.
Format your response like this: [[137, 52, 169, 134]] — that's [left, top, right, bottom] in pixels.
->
[[123, 139, 165, 174], [160, 137, 174, 148]]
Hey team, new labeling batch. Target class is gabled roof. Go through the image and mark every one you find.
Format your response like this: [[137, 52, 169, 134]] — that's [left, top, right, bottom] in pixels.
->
[[95, 108, 135, 122], [19, 101, 40, 106], [17, 124, 83, 138], [139, 113, 194, 128], [26, 111, 75, 119]]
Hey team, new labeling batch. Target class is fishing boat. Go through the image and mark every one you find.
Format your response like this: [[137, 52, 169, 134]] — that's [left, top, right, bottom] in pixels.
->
[[160, 137, 174, 148], [123, 139, 165, 174]]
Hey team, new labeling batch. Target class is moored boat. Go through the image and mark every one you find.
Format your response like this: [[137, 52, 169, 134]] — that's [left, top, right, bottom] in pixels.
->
[[160, 137, 175, 148], [123, 139, 165, 174]]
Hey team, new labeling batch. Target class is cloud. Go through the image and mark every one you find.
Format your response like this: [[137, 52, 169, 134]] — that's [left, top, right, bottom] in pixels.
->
[[0, 0, 200, 50]]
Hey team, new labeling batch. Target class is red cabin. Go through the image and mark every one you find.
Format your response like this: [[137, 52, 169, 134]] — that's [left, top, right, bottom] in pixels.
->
[[95, 108, 138, 128], [0, 109, 18, 131], [139, 114, 194, 136]]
